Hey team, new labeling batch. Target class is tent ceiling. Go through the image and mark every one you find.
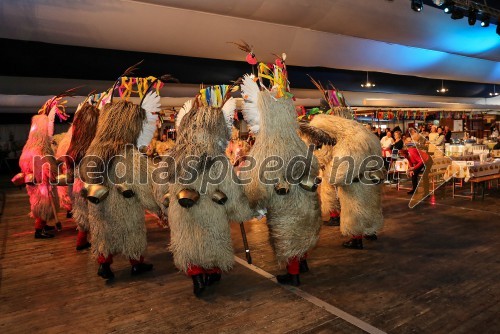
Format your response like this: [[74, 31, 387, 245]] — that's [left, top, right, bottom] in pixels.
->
[[1, 0, 499, 84]]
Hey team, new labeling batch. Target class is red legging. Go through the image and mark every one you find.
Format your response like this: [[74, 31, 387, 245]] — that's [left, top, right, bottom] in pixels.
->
[[186, 265, 221, 277], [34, 218, 46, 229], [76, 230, 88, 247]]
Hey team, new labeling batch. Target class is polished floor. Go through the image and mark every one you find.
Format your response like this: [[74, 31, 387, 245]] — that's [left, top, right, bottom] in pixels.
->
[[0, 179, 499, 333]]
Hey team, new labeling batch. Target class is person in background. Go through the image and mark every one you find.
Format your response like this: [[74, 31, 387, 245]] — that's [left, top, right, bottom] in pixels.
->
[[393, 131, 404, 151], [161, 133, 168, 142], [493, 138, 500, 150], [380, 131, 394, 151], [444, 125, 452, 143], [428, 125, 439, 155], [375, 127, 383, 139], [401, 139, 432, 196], [380, 131, 394, 171], [393, 124, 402, 133], [491, 125, 499, 139], [433, 127, 445, 156], [409, 127, 427, 149]]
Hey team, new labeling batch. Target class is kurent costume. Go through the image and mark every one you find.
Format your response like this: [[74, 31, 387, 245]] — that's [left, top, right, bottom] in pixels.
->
[[239, 53, 322, 286], [55, 128, 73, 218], [81, 77, 162, 280], [162, 90, 253, 297], [14, 94, 70, 238], [66, 96, 103, 251], [299, 81, 384, 250]]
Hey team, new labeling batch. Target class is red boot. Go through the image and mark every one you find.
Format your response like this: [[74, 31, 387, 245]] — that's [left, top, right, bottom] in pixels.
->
[[76, 230, 91, 251], [205, 267, 222, 286], [187, 265, 206, 297], [130, 256, 153, 276], [276, 257, 300, 286], [343, 235, 363, 249], [97, 254, 114, 279], [34, 218, 54, 239]]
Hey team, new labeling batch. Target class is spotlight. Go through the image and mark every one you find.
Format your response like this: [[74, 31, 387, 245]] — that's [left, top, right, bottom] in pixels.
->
[[411, 0, 423, 12], [443, 0, 454, 13], [451, 8, 464, 20], [467, 7, 477, 25], [361, 72, 375, 88], [490, 85, 499, 96], [481, 14, 490, 27], [437, 80, 448, 94]]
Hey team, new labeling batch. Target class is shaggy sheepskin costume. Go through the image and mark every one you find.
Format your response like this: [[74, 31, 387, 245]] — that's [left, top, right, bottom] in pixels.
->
[[162, 96, 253, 296], [55, 128, 73, 215], [300, 114, 385, 249], [18, 114, 59, 238], [81, 92, 161, 280], [240, 75, 322, 286], [66, 102, 101, 251]]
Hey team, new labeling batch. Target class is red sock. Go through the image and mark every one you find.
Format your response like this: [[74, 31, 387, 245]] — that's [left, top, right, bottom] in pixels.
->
[[76, 230, 88, 247], [98, 254, 113, 264], [186, 265, 205, 276], [129, 256, 144, 266], [286, 257, 300, 275], [330, 210, 340, 218], [34, 218, 46, 230], [205, 267, 221, 274], [352, 235, 363, 240]]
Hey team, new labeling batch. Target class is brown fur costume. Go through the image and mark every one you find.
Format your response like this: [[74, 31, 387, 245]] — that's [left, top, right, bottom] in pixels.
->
[[164, 99, 253, 272], [82, 100, 159, 259], [240, 76, 322, 263], [19, 115, 59, 222], [66, 103, 100, 234], [55, 129, 73, 212], [301, 114, 384, 236]]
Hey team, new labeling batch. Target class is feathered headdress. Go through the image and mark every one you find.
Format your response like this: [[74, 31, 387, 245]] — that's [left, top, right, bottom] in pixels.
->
[[38, 87, 80, 138], [240, 74, 261, 134], [306, 75, 354, 120], [102, 62, 177, 151], [231, 40, 292, 99]]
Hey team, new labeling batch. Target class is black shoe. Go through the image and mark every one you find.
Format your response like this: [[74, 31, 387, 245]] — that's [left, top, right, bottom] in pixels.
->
[[342, 238, 363, 250], [131, 262, 153, 276], [364, 234, 378, 241], [43, 225, 56, 231], [276, 273, 301, 286], [76, 242, 91, 251], [97, 263, 114, 279], [299, 259, 309, 273], [324, 216, 340, 226], [34, 229, 54, 239], [191, 274, 206, 297], [66, 211, 73, 219], [407, 190, 415, 195], [205, 272, 222, 286]]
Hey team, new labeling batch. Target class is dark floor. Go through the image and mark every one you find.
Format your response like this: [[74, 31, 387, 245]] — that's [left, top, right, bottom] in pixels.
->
[[0, 179, 499, 333]]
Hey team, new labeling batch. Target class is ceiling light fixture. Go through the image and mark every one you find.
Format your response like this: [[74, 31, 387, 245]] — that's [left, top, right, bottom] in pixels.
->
[[411, 0, 423, 12], [443, 0, 454, 13], [481, 14, 490, 27], [468, 7, 478, 25], [361, 72, 375, 88], [490, 84, 499, 96], [437, 80, 449, 94]]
